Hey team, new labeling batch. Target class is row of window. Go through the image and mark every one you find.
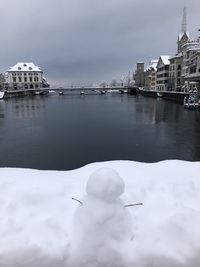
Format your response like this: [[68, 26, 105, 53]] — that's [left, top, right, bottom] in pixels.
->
[[169, 65, 181, 71], [157, 80, 168, 84], [13, 83, 39, 89], [13, 77, 39, 82], [157, 73, 169, 78], [12, 72, 39, 76], [169, 71, 181, 78], [157, 66, 169, 71]]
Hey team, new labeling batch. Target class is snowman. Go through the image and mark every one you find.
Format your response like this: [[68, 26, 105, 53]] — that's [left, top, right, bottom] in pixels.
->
[[70, 167, 133, 267]]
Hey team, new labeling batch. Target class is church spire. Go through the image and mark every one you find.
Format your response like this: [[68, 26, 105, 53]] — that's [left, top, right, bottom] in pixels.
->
[[181, 5, 187, 35], [178, 4, 189, 41], [177, 4, 189, 53]]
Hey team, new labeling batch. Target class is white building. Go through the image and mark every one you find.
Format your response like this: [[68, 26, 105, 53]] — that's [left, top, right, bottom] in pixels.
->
[[7, 62, 48, 90], [156, 56, 170, 91], [144, 59, 158, 90]]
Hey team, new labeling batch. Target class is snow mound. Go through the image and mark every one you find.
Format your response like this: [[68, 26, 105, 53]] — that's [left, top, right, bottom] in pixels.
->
[[0, 160, 200, 267]]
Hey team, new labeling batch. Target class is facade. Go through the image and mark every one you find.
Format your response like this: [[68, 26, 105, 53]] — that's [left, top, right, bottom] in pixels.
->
[[144, 60, 158, 90], [156, 56, 170, 91], [169, 54, 183, 91], [182, 38, 200, 92], [7, 62, 47, 90], [134, 62, 145, 87], [0, 74, 5, 90]]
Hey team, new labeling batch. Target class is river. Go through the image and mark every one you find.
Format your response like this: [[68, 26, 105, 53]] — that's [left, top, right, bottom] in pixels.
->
[[0, 93, 199, 170]]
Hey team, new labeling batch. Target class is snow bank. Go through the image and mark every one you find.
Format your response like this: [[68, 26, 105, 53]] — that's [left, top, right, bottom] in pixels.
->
[[0, 160, 200, 267]]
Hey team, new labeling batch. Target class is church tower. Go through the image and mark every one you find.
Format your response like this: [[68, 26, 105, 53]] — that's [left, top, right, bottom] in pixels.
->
[[177, 5, 189, 53]]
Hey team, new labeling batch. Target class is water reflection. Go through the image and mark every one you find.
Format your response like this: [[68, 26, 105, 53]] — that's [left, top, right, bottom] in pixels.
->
[[0, 100, 5, 119], [4, 97, 46, 119], [0, 94, 199, 170]]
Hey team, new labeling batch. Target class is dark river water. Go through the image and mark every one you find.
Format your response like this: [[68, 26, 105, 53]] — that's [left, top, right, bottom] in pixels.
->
[[0, 93, 200, 170]]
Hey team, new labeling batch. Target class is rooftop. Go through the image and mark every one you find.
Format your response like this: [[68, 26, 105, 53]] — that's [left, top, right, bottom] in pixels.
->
[[160, 55, 170, 65], [8, 62, 42, 72]]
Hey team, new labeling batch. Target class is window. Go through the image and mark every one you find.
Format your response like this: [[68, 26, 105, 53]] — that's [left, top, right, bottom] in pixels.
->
[[13, 77, 16, 82], [30, 77, 32, 82], [24, 77, 27, 82], [18, 77, 22, 82]]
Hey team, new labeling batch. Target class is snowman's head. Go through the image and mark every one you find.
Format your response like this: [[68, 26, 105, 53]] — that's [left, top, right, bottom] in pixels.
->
[[86, 168, 125, 202]]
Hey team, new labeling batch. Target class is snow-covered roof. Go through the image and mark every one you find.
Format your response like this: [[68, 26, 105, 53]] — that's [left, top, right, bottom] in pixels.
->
[[8, 62, 42, 72], [160, 55, 170, 65], [145, 59, 159, 71], [170, 53, 183, 60]]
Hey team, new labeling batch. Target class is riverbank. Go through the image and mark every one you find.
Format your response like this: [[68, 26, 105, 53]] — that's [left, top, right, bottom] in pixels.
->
[[137, 88, 190, 103]]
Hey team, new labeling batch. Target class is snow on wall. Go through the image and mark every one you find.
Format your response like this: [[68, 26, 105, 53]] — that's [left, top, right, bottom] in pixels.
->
[[0, 160, 200, 267]]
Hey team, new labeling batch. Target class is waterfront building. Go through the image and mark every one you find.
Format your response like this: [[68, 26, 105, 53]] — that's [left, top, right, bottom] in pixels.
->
[[144, 60, 158, 90], [0, 74, 5, 90], [182, 38, 200, 92], [169, 54, 183, 91], [156, 56, 170, 91], [134, 62, 145, 87], [7, 62, 49, 90]]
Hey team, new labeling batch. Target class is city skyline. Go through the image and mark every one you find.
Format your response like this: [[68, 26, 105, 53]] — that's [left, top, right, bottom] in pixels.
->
[[0, 0, 199, 86]]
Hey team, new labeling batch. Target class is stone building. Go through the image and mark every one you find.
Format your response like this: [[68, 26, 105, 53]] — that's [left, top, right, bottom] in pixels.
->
[[134, 62, 145, 87], [144, 60, 158, 90], [156, 56, 170, 91], [7, 62, 48, 90], [169, 54, 183, 91], [182, 38, 200, 92], [0, 74, 5, 90]]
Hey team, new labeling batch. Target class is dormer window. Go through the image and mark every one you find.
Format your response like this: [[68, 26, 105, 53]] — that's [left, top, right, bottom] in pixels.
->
[[23, 64, 27, 67], [29, 67, 32, 70], [18, 67, 21, 70]]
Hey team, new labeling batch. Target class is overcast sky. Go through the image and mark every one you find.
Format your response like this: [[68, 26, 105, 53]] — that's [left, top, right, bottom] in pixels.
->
[[0, 0, 199, 86]]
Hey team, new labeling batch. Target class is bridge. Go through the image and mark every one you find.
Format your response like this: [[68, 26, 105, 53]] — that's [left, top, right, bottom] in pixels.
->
[[4, 86, 138, 96]]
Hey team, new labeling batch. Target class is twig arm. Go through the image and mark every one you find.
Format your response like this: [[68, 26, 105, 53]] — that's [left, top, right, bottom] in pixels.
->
[[124, 203, 143, 208], [72, 197, 83, 205]]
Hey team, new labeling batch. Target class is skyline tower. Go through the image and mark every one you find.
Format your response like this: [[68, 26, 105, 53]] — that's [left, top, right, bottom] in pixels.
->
[[177, 5, 189, 53]]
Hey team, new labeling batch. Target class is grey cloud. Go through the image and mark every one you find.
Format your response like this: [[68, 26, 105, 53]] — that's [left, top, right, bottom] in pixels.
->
[[0, 0, 199, 85]]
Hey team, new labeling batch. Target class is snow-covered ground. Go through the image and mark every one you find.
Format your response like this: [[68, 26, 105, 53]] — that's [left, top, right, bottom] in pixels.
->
[[0, 160, 200, 267]]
